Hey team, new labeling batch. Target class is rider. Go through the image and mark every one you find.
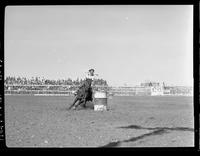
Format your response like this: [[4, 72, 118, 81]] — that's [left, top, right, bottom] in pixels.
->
[[69, 69, 98, 110], [85, 69, 98, 80], [74, 69, 98, 94], [85, 69, 98, 101]]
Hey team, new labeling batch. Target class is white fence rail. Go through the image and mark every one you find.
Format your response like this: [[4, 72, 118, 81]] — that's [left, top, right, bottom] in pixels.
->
[[4, 84, 151, 96]]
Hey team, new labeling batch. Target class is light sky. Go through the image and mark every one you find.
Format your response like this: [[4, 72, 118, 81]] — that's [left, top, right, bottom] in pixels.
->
[[5, 5, 193, 86]]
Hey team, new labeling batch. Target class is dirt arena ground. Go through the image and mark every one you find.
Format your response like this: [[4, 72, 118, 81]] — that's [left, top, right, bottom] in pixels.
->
[[5, 95, 194, 147]]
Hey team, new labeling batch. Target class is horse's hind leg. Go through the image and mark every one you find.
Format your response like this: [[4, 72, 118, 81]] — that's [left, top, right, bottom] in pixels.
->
[[82, 94, 88, 108], [82, 100, 87, 108]]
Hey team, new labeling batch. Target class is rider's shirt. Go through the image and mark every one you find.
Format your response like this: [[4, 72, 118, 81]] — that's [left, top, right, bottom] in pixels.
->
[[85, 72, 98, 81], [85, 72, 99, 87]]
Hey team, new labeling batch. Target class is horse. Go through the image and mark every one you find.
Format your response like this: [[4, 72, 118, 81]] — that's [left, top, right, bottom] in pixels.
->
[[68, 78, 93, 110]]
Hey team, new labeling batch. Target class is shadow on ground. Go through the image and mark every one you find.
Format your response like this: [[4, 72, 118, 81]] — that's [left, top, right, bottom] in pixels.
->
[[99, 124, 194, 147], [117, 125, 194, 132]]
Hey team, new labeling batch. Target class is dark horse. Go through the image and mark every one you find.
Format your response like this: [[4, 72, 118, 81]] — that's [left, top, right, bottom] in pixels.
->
[[68, 78, 93, 110]]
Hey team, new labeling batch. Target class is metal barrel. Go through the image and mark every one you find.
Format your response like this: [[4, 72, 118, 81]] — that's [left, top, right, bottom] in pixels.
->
[[94, 91, 107, 111]]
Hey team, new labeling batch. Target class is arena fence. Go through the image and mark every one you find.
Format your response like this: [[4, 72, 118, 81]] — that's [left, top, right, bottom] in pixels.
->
[[4, 84, 151, 96], [4, 84, 193, 96]]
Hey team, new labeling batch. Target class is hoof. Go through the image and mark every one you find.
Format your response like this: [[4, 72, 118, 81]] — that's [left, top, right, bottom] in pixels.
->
[[72, 106, 76, 110], [68, 106, 74, 110]]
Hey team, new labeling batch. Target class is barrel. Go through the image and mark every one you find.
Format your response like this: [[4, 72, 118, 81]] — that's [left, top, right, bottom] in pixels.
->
[[94, 91, 107, 111]]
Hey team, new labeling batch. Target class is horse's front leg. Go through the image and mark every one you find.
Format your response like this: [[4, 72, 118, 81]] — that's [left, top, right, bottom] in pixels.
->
[[74, 98, 84, 109], [68, 96, 79, 110]]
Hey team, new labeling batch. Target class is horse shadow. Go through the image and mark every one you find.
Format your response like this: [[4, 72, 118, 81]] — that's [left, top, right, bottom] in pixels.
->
[[99, 124, 194, 147]]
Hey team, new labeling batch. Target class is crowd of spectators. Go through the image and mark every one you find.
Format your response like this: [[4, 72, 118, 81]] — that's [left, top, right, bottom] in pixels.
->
[[5, 76, 108, 86], [4, 76, 108, 94]]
